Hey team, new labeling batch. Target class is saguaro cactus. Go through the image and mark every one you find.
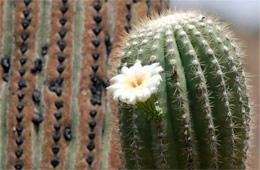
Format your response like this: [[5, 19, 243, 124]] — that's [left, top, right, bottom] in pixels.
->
[[0, 0, 168, 169], [114, 11, 251, 169]]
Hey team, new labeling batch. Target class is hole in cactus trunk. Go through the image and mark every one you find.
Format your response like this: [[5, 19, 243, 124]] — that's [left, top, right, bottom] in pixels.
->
[[14, 160, 23, 170], [50, 157, 59, 167], [64, 127, 72, 141]]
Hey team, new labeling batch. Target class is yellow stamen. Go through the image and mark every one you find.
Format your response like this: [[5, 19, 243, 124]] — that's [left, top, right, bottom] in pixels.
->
[[124, 72, 148, 91]]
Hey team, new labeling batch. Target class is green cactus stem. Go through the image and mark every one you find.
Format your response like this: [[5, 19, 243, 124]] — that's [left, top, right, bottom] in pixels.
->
[[116, 11, 251, 169]]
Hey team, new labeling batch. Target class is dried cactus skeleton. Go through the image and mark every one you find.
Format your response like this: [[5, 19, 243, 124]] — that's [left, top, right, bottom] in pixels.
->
[[0, 0, 168, 169], [113, 11, 251, 169]]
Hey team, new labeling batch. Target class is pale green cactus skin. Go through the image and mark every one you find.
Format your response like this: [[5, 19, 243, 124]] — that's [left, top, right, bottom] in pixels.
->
[[117, 12, 251, 169]]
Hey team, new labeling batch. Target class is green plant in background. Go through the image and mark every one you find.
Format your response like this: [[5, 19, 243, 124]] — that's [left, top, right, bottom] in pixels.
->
[[108, 11, 251, 169]]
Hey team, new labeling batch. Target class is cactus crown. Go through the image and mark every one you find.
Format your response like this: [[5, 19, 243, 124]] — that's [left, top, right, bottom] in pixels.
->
[[115, 11, 251, 169]]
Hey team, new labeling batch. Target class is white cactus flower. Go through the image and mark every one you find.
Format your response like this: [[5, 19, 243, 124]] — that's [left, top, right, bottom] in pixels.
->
[[107, 60, 163, 105]]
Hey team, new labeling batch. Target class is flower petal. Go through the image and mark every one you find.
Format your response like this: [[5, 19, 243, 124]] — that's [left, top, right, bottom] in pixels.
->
[[121, 66, 130, 75], [106, 83, 123, 92], [110, 74, 126, 83]]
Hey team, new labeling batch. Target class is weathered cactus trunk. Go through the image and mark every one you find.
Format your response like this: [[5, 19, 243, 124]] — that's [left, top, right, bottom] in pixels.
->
[[0, 0, 168, 169], [115, 12, 251, 169]]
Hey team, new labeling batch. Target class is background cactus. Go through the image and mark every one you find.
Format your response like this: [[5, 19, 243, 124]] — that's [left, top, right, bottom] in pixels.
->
[[0, 0, 168, 169], [115, 11, 251, 169]]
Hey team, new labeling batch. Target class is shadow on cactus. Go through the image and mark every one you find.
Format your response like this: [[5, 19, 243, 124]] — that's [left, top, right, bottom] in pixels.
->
[[108, 11, 251, 169]]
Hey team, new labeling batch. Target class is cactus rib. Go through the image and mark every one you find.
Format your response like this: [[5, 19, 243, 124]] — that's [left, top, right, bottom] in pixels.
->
[[32, 0, 51, 169], [64, 0, 83, 169], [0, 0, 14, 168]]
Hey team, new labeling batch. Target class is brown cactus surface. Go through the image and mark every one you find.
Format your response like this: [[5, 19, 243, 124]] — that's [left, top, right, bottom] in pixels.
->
[[0, 0, 168, 169]]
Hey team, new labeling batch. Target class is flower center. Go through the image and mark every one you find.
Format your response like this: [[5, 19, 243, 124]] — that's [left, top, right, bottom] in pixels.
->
[[131, 75, 144, 88], [124, 72, 148, 90]]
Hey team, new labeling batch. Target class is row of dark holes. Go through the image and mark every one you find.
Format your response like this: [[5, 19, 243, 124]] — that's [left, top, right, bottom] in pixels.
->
[[48, 0, 72, 168], [85, 0, 114, 166], [13, 0, 32, 170], [85, 1, 104, 166], [125, 2, 132, 33]]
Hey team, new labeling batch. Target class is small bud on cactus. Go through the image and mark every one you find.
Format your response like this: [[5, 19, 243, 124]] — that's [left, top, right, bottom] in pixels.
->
[[115, 11, 251, 169]]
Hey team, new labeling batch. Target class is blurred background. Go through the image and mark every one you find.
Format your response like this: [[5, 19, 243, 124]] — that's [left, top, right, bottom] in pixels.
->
[[169, 0, 259, 169]]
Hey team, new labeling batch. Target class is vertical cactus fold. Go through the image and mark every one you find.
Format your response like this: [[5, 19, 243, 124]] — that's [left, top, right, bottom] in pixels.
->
[[32, 0, 51, 169], [63, 0, 83, 169], [0, 0, 14, 168]]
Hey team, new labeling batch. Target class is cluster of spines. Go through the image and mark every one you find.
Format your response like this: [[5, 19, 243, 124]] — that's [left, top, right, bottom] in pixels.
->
[[148, 31, 168, 169], [187, 19, 241, 168], [211, 24, 251, 168], [182, 23, 234, 168], [130, 108, 141, 169], [155, 121, 167, 169], [175, 25, 220, 168], [180, 20, 240, 168], [164, 27, 196, 169]]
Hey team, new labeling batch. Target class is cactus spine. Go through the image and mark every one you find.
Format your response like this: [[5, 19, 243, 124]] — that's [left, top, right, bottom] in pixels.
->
[[117, 12, 251, 169]]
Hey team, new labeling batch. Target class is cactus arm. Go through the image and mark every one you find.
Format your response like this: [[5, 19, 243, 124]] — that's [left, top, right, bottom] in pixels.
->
[[64, 0, 83, 169], [32, 0, 51, 169], [174, 26, 218, 168], [0, 0, 14, 168]]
